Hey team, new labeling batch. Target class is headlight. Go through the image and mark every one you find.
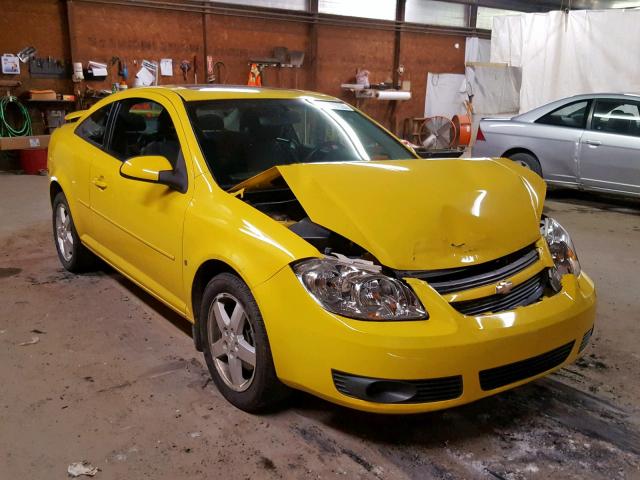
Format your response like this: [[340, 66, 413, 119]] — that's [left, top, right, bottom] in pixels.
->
[[541, 217, 581, 279], [293, 256, 428, 321]]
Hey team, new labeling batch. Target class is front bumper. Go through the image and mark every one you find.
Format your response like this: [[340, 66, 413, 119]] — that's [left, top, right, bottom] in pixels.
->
[[253, 266, 596, 414]]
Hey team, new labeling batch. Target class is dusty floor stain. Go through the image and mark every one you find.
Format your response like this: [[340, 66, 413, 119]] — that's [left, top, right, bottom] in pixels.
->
[[1, 191, 639, 480]]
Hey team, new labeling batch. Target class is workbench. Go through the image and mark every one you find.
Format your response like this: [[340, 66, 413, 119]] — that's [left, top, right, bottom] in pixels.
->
[[0, 135, 50, 151]]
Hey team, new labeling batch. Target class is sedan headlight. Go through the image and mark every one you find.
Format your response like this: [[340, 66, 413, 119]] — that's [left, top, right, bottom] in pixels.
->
[[293, 256, 428, 321], [541, 217, 581, 281]]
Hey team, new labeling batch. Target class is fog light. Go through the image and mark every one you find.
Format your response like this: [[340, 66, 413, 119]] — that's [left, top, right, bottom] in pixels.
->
[[548, 267, 563, 293]]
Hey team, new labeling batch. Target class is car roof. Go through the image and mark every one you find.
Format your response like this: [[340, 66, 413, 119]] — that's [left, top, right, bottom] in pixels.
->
[[134, 84, 339, 102]]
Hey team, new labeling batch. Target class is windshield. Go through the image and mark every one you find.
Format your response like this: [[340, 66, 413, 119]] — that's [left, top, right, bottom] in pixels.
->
[[186, 98, 414, 187]]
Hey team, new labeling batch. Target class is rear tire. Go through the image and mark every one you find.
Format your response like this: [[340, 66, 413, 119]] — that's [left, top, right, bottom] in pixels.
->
[[508, 152, 543, 177], [201, 272, 290, 413], [52, 192, 95, 273]]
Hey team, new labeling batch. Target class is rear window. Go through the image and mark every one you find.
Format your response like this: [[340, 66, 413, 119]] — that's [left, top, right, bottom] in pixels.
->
[[75, 104, 112, 147]]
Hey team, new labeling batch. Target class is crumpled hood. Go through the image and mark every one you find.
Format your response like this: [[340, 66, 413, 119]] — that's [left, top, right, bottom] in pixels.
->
[[233, 159, 546, 270]]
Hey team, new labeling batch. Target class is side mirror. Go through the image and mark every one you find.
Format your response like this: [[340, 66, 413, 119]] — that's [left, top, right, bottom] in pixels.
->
[[120, 155, 172, 183], [120, 155, 188, 194]]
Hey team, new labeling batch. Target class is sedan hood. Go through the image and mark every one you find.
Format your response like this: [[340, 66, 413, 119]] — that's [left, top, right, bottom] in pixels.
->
[[231, 159, 545, 270]]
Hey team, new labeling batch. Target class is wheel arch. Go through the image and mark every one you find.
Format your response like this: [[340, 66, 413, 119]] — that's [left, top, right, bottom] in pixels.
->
[[190, 259, 240, 352], [49, 180, 64, 205], [501, 148, 543, 176]]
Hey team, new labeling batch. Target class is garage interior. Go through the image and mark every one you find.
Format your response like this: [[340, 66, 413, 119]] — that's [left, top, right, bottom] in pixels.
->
[[1, 1, 639, 479]]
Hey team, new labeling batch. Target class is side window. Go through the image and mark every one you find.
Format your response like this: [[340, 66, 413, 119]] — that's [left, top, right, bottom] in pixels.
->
[[590, 99, 640, 137], [108, 99, 180, 166], [536, 101, 590, 129], [75, 104, 112, 147]]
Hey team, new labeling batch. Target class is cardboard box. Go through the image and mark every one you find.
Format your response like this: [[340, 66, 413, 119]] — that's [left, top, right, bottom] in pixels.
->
[[29, 90, 57, 101], [0, 135, 50, 151]]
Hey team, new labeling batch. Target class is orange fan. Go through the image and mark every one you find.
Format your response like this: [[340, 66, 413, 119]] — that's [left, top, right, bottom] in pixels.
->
[[419, 116, 456, 149], [453, 114, 472, 147]]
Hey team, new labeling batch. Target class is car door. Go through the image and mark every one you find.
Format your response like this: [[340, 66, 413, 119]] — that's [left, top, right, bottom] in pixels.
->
[[92, 94, 193, 312], [531, 99, 591, 184], [69, 103, 112, 239], [578, 98, 640, 195]]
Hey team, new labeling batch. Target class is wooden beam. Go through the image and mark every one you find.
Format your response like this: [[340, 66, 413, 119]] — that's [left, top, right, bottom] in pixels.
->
[[392, 0, 406, 88], [65, 0, 79, 63]]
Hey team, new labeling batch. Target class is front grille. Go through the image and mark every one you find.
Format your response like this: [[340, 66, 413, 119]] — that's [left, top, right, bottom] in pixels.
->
[[479, 341, 575, 391], [332, 370, 463, 404], [396, 243, 539, 294], [579, 326, 594, 352], [451, 270, 547, 316]]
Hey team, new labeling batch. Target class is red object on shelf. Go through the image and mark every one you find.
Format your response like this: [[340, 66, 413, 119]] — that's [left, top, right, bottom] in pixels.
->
[[19, 149, 48, 174]]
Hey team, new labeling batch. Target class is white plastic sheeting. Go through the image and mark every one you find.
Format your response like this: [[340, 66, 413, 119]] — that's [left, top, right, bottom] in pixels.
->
[[463, 37, 520, 115], [424, 38, 488, 118], [465, 37, 491, 63], [466, 65, 521, 115], [424, 72, 466, 118], [491, 9, 640, 112], [425, 38, 520, 118]]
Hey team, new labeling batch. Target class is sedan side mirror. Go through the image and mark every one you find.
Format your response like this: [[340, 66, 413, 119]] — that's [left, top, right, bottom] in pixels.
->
[[120, 155, 186, 193]]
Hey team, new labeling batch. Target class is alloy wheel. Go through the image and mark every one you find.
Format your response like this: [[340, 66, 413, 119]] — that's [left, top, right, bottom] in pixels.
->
[[55, 203, 73, 262], [207, 293, 256, 392]]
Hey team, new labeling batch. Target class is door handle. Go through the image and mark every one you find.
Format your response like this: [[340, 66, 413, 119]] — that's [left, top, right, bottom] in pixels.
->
[[92, 177, 108, 190], [585, 140, 602, 147]]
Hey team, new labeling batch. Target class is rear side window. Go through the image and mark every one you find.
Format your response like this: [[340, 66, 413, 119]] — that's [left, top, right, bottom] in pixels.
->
[[536, 100, 590, 129], [75, 104, 112, 147], [108, 99, 180, 166], [590, 99, 640, 137]]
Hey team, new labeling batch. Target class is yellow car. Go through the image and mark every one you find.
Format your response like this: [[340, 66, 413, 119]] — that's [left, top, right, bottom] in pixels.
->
[[48, 86, 596, 414]]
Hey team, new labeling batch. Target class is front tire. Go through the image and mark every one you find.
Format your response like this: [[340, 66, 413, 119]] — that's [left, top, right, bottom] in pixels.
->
[[201, 273, 289, 413], [52, 192, 95, 273], [508, 152, 543, 177]]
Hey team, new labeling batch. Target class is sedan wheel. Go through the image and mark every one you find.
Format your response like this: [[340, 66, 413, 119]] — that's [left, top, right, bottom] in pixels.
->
[[55, 203, 74, 262], [52, 192, 95, 272], [200, 273, 290, 412], [508, 152, 543, 177], [208, 293, 256, 392]]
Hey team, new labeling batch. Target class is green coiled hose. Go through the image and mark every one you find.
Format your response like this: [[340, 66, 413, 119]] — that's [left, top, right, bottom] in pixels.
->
[[0, 95, 32, 137]]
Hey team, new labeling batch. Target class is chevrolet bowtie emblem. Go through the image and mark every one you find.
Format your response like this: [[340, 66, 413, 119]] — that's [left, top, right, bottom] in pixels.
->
[[495, 280, 514, 295]]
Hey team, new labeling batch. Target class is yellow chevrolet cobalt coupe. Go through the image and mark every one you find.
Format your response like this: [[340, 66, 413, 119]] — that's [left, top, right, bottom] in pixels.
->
[[48, 86, 596, 413]]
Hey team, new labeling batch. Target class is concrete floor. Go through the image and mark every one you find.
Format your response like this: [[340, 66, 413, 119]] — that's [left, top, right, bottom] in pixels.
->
[[1, 173, 639, 480]]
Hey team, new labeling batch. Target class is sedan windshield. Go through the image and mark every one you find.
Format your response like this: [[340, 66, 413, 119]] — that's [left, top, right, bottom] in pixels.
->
[[186, 98, 413, 187]]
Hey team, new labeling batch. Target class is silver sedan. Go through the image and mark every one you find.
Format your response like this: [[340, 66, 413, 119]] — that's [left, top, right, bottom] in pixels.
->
[[473, 93, 640, 197]]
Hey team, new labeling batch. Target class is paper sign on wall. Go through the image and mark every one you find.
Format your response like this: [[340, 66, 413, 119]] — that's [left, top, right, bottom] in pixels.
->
[[136, 66, 155, 86], [1, 54, 20, 75], [160, 59, 173, 77]]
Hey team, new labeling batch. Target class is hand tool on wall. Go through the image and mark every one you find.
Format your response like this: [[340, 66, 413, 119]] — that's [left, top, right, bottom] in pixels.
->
[[16, 46, 37, 63], [207, 55, 214, 83], [180, 60, 191, 81], [119, 59, 128, 81], [212, 61, 227, 84], [193, 55, 198, 83]]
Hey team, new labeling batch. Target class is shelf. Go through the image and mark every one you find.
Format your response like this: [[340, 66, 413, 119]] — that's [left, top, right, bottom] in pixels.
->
[[27, 99, 75, 103]]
